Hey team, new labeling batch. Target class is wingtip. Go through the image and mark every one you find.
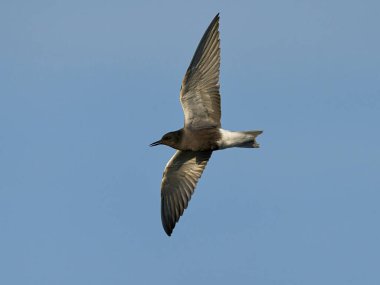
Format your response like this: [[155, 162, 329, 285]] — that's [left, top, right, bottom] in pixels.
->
[[164, 226, 173, 236], [209, 13, 219, 24]]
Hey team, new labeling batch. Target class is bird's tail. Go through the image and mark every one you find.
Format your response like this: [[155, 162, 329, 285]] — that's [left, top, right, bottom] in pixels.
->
[[236, 130, 263, 148], [218, 129, 263, 149]]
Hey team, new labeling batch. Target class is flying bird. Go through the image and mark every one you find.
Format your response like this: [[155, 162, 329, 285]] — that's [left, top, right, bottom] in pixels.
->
[[151, 14, 263, 236]]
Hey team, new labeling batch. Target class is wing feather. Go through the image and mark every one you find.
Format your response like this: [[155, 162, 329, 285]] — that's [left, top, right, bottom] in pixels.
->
[[180, 14, 221, 129], [161, 150, 212, 236]]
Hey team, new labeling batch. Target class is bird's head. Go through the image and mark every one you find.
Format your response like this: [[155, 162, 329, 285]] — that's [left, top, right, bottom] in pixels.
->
[[150, 131, 181, 149]]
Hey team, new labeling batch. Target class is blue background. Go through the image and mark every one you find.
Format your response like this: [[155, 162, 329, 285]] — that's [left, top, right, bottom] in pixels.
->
[[1, 1, 379, 284]]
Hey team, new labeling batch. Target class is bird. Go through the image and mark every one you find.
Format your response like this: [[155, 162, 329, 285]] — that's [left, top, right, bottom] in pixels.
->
[[150, 13, 263, 236]]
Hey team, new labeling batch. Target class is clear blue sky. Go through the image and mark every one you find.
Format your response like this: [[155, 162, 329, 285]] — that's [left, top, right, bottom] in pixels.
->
[[1, 1, 379, 284]]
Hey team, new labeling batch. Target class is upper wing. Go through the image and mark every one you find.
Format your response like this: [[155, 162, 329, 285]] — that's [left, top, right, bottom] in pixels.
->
[[161, 150, 212, 236], [180, 14, 221, 129]]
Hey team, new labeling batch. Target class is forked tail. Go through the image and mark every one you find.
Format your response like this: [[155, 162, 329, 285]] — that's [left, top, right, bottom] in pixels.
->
[[218, 129, 263, 149], [237, 130, 263, 148]]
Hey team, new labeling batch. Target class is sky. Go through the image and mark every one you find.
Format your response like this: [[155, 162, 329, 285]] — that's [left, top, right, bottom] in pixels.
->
[[1, 0, 379, 284]]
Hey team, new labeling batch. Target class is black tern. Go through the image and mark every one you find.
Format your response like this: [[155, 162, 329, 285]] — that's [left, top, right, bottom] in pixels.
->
[[151, 14, 263, 236]]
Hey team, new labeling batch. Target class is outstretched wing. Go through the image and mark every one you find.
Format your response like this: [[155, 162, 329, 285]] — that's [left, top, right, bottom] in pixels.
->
[[161, 150, 212, 236], [180, 14, 221, 129]]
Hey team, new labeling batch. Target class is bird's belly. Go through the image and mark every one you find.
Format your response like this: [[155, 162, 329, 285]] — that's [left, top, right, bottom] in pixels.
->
[[180, 128, 220, 151]]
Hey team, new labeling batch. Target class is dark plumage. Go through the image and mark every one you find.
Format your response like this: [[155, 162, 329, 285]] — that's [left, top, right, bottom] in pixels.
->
[[151, 14, 263, 236]]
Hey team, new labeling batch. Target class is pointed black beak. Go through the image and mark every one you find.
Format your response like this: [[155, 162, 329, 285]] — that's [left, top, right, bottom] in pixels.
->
[[150, 140, 162, 147]]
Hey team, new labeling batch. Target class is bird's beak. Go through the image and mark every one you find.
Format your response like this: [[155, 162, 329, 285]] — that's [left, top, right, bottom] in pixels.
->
[[150, 140, 162, 147]]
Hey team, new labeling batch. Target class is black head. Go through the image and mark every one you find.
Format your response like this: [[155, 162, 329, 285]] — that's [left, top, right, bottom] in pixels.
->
[[150, 131, 181, 149]]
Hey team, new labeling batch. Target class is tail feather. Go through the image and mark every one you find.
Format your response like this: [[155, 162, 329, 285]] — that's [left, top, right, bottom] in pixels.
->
[[218, 129, 263, 149], [242, 130, 263, 138], [236, 130, 263, 148]]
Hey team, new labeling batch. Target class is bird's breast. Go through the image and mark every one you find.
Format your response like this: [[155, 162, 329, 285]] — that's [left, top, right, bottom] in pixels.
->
[[180, 128, 221, 151]]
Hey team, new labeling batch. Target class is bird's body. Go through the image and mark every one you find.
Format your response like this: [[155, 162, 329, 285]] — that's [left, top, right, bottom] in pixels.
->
[[151, 14, 263, 236], [155, 128, 262, 151]]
